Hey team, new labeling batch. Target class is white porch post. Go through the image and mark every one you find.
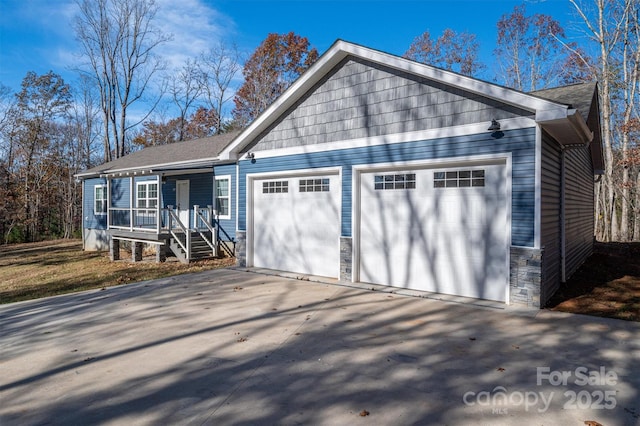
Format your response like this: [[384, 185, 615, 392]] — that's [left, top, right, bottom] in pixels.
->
[[106, 177, 111, 230], [129, 176, 134, 231], [156, 174, 162, 234]]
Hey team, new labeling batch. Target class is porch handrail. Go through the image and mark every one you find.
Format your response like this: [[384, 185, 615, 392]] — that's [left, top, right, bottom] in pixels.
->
[[166, 207, 190, 260], [194, 205, 218, 256]]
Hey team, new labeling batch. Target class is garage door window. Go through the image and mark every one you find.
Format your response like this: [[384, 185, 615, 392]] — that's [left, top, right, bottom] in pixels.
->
[[374, 173, 416, 190], [263, 181, 288, 193], [434, 170, 485, 188], [300, 178, 330, 192]]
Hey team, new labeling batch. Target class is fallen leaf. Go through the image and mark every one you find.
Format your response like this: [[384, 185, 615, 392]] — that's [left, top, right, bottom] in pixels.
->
[[497, 367, 505, 372], [359, 410, 370, 417], [584, 421, 603, 426]]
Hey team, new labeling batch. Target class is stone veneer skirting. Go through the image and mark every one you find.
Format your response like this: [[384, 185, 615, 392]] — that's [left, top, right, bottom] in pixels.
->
[[509, 246, 543, 308], [236, 231, 247, 267], [339, 237, 352, 281]]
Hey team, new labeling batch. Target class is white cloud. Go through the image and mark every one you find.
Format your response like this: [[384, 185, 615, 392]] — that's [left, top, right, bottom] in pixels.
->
[[155, 0, 237, 70]]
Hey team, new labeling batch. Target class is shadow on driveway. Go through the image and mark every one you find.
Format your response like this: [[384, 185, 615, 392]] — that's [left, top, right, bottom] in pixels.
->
[[0, 269, 638, 425]]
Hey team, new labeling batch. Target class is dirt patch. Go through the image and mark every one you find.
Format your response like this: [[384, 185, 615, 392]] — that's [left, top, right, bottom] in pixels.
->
[[546, 242, 640, 322], [0, 239, 235, 304]]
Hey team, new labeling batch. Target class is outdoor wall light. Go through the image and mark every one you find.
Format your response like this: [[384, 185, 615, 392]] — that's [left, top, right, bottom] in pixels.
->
[[488, 119, 501, 132]]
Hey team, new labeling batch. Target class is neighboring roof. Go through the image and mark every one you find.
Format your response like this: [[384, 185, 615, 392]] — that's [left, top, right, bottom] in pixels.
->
[[220, 39, 592, 160], [76, 131, 240, 178]]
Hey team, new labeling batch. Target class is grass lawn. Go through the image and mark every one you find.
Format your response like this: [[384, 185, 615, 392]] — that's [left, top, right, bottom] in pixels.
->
[[0, 239, 234, 304], [1, 240, 638, 322]]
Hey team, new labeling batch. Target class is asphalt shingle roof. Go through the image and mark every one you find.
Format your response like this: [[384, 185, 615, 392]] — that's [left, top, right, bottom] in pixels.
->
[[531, 82, 597, 122], [77, 131, 240, 177]]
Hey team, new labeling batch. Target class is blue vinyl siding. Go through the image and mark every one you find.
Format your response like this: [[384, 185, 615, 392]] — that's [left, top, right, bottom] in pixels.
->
[[214, 164, 236, 240], [239, 127, 536, 247], [110, 178, 130, 208], [83, 178, 107, 230], [162, 173, 213, 229]]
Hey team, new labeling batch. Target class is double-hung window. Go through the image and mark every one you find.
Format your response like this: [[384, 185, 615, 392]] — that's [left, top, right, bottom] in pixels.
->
[[94, 185, 107, 215], [136, 182, 158, 214], [215, 176, 231, 219]]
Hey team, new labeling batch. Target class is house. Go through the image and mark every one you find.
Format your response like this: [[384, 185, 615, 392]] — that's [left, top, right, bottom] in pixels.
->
[[77, 40, 603, 308], [76, 131, 240, 262]]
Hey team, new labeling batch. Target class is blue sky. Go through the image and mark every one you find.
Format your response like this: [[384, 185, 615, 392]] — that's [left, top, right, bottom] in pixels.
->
[[0, 0, 583, 96]]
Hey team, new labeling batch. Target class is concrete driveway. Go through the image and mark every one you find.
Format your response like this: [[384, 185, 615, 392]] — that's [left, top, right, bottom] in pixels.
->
[[0, 268, 638, 425]]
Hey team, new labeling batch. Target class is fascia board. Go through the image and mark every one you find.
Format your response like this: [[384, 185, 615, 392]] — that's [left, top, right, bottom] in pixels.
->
[[77, 157, 221, 179]]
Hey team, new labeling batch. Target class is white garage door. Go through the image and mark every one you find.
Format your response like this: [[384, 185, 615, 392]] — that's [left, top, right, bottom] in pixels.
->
[[359, 163, 508, 302], [252, 173, 340, 278]]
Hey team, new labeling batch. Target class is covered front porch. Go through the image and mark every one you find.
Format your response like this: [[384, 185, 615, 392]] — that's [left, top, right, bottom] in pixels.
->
[[103, 171, 231, 264]]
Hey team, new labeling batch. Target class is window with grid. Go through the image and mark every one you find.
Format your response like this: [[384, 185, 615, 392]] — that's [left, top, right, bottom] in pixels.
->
[[262, 180, 289, 194], [215, 177, 230, 219], [433, 169, 485, 188], [136, 182, 158, 211], [374, 173, 416, 190], [299, 178, 330, 192], [94, 185, 107, 215]]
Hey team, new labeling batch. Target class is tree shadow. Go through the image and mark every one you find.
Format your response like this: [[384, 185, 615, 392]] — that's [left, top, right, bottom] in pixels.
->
[[0, 269, 637, 425]]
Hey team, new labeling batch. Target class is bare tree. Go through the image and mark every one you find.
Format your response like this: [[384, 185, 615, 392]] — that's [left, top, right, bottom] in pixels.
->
[[74, 0, 170, 161], [198, 42, 241, 133], [404, 29, 485, 76], [570, 0, 634, 241], [166, 59, 202, 141], [495, 4, 569, 91], [72, 75, 102, 169]]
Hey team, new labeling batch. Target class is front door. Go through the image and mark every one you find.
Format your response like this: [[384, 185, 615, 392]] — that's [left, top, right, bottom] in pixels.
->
[[176, 180, 190, 228]]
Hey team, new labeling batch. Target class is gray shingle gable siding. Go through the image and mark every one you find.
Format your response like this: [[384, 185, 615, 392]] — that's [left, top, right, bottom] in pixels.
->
[[248, 57, 533, 152]]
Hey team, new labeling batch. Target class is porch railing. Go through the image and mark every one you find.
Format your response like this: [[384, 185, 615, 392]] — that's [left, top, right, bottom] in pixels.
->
[[194, 205, 218, 256], [166, 208, 190, 259], [109, 207, 159, 231], [108, 204, 225, 259]]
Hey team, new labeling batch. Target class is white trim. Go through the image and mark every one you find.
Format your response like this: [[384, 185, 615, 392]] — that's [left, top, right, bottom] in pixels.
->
[[94, 184, 107, 215], [77, 160, 220, 179], [214, 175, 232, 220], [81, 181, 86, 250], [235, 163, 240, 233], [241, 118, 536, 160], [135, 181, 159, 211], [219, 40, 569, 160], [351, 153, 510, 174], [176, 180, 190, 227], [245, 166, 342, 277], [351, 153, 512, 303], [534, 125, 542, 249]]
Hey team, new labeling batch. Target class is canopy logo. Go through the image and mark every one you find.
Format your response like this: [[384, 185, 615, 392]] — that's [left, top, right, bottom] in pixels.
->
[[462, 366, 619, 414]]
